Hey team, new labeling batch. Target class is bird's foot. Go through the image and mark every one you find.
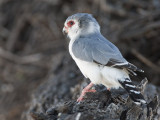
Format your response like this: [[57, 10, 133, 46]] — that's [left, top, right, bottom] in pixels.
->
[[77, 82, 96, 102], [77, 89, 96, 102], [107, 88, 111, 91]]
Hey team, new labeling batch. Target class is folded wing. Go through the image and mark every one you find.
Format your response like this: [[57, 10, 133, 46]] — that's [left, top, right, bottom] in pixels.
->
[[72, 36, 143, 73]]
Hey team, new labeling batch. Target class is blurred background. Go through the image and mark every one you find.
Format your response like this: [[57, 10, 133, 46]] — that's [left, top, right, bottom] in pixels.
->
[[0, 0, 160, 120]]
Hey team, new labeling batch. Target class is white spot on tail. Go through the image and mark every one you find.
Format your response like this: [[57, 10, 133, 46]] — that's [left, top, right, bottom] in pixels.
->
[[76, 113, 81, 120], [126, 84, 136, 88], [139, 99, 146, 104], [130, 90, 140, 94], [134, 102, 141, 105], [125, 79, 131, 82]]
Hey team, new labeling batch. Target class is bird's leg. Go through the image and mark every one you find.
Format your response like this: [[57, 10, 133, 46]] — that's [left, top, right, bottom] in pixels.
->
[[107, 88, 110, 91], [77, 82, 96, 102]]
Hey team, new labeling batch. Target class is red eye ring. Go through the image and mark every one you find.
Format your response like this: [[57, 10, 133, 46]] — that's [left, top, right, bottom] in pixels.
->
[[67, 20, 75, 27]]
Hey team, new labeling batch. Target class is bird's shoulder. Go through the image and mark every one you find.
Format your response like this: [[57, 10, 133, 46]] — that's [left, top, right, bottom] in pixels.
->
[[73, 34, 107, 48], [72, 34, 121, 56]]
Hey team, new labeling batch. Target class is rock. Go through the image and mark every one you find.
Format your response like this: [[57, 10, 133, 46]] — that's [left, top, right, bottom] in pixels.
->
[[23, 54, 160, 120]]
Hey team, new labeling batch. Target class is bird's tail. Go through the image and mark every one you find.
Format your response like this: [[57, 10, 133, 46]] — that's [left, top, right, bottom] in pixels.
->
[[118, 78, 146, 105]]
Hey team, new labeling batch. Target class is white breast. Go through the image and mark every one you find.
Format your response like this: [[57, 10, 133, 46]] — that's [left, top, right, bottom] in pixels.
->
[[69, 39, 102, 84], [69, 39, 129, 89]]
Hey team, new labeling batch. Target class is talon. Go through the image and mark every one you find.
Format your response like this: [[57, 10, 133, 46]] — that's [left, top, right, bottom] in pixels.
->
[[107, 88, 111, 91], [77, 82, 95, 102], [77, 97, 84, 102], [87, 89, 96, 92]]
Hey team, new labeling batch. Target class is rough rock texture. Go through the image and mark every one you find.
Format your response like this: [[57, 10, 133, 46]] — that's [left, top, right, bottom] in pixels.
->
[[24, 53, 160, 120]]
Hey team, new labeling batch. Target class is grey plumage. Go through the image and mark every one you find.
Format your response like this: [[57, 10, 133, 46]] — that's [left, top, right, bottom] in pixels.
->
[[72, 34, 125, 64], [72, 33, 143, 73]]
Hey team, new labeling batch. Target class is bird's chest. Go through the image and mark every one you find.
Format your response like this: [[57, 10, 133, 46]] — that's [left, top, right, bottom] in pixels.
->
[[74, 58, 103, 85], [69, 41, 103, 84], [69, 40, 89, 75], [69, 40, 76, 60]]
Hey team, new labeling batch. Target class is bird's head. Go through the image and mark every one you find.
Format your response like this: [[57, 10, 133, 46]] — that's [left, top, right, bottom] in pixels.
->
[[63, 13, 100, 40]]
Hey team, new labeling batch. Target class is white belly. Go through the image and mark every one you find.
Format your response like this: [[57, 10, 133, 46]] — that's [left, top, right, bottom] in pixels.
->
[[69, 40, 129, 89], [75, 59, 103, 84], [74, 58, 129, 89]]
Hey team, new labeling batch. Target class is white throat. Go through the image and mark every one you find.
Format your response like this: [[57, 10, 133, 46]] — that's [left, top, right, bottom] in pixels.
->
[[68, 29, 81, 41]]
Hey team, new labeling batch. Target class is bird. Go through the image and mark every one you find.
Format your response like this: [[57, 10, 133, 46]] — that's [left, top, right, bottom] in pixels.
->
[[62, 13, 146, 105]]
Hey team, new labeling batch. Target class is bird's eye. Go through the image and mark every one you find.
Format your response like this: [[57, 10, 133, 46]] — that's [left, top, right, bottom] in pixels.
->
[[67, 21, 75, 27]]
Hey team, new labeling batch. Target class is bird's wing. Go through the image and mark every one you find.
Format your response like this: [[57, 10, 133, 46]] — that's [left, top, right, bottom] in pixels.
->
[[72, 37, 143, 73]]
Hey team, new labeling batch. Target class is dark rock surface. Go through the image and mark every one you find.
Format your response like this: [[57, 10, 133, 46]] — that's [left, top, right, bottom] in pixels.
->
[[23, 53, 160, 120]]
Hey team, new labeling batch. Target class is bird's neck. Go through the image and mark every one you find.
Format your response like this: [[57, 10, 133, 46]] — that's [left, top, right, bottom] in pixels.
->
[[68, 30, 81, 41], [68, 23, 100, 41]]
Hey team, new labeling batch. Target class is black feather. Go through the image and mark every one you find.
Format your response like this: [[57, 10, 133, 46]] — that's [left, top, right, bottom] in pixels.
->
[[105, 59, 144, 73], [118, 78, 146, 104]]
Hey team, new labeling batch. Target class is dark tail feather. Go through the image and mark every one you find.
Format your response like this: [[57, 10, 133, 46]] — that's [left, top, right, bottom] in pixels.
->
[[121, 63, 144, 73], [128, 63, 144, 72], [118, 78, 146, 105]]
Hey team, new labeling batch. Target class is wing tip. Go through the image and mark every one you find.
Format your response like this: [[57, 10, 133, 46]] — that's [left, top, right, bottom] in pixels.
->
[[136, 68, 144, 73], [129, 63, 144, 73]]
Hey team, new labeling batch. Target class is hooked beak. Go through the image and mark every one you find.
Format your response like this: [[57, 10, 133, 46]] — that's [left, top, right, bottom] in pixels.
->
[[62, 26, 68, 36]]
